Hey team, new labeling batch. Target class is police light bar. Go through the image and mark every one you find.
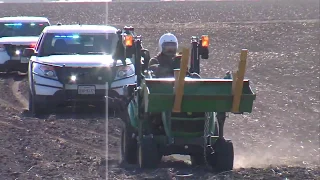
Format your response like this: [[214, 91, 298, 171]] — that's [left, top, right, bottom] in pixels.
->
[[54, 35, 79, 39], [4, 23, 22, 26], [201, 35, 209, 47]]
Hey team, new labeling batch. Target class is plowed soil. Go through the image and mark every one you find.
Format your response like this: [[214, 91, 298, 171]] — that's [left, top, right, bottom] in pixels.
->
[[0, 1, 319, 179]]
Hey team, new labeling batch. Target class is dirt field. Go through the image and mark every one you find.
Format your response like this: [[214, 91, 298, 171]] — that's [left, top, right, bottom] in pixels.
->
[[0, 0, 319, 179]]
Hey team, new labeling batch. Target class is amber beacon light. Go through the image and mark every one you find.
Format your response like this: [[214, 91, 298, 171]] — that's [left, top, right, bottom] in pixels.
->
[[201, 35, 209, 47], [125, 35, 133, 47]]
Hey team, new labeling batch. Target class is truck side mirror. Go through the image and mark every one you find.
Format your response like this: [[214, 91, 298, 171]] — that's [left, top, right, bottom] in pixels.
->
[[22, 48, 36, 57]]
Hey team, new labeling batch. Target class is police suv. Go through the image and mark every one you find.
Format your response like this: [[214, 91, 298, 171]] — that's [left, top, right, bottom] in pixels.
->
[[0, 16, 50, 73], [22, 24, 137, 114]]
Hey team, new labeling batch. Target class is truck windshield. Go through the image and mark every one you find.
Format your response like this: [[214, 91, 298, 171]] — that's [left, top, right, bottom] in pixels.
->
[[0, 22, 49, 37], [39, 33, 118, 56]]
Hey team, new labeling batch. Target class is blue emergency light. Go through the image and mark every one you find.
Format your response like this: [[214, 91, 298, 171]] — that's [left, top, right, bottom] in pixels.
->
[[4, 23, 22, 26], [5, 23, 44, 26], [54, 35, 80, 39]]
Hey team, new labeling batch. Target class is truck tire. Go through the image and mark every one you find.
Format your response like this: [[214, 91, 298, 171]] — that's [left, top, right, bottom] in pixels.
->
[[18, 66, 28, 74], [28, 91, 44, 116], [190, 154, 205, 166], [120, 122, 137, 164], [206, 138, 234, 172], [138, 136, 160, 168]]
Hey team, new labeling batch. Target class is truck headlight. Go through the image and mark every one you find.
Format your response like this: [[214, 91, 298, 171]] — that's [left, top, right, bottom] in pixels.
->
[[115, 65, 135, 80], [32, 62, 58, 79], [70, 75, 77, 81]]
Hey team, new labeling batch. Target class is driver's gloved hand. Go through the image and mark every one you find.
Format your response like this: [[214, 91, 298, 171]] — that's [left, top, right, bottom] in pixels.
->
[[148, 64, 159, 72], [149, 64, 172, 77], [148, 64, 162, 77]]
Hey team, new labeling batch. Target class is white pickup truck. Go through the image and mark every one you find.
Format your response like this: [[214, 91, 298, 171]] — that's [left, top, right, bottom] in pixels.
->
[[0, 16, 50, 73], [22, 24, 139, 115]]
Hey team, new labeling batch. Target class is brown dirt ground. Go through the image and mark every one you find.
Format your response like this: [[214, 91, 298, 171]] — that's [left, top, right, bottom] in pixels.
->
[[0, 1, 319, 179]]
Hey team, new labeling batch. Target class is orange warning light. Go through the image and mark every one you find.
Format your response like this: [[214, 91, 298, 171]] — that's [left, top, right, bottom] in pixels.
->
[[125, 35, 133, 47], [201, 35, 209, 47]]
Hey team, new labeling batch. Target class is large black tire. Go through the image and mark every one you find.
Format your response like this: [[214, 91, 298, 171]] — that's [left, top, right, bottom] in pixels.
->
[[138, 136, 160, 168], [18, 66, 28, 74], [120, 122, 137, 164], [190, 154, 205, 166], [206, 138, 234, 172], [191, 121, 218, 166], [28, 91, 44, 116]]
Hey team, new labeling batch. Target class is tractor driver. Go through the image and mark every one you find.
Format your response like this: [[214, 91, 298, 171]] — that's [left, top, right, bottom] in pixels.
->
[[148, 33, 200, 78]]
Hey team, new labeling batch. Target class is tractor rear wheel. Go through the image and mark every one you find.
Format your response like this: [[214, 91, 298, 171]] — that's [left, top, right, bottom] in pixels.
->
[[206, 138, 234, 172], [138, 136, 160, 168]]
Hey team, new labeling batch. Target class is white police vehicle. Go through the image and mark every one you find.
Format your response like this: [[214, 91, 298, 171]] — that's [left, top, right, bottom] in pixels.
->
[[0, 16, 50, 73], [23, 24, 138, 114]]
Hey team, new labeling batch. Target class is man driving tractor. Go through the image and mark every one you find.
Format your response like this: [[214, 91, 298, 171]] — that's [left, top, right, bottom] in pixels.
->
[[146, 33, 202, 135], [148, 33, 200, 78]]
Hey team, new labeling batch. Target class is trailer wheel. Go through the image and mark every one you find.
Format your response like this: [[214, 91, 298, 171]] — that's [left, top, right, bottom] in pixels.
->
[[120, 118, 137, 164], [207, 138, 234, 172], [138, 136, 160, 168]]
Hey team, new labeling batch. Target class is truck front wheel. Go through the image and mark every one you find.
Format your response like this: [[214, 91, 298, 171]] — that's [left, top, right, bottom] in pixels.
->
[[28, 91, 45, 116]]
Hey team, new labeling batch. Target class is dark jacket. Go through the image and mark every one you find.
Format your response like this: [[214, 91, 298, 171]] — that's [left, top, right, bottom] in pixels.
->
[[147, 52, 201, 78], [148, 53, 181, 77]]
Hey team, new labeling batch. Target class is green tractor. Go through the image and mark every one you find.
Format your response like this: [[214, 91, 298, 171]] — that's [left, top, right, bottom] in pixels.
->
[[119, 32, 256, 172]]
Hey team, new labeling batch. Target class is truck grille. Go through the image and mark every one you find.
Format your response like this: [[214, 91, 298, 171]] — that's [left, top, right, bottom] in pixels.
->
[[55, 67, 114, 84], [4, 44, 30, 57]]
